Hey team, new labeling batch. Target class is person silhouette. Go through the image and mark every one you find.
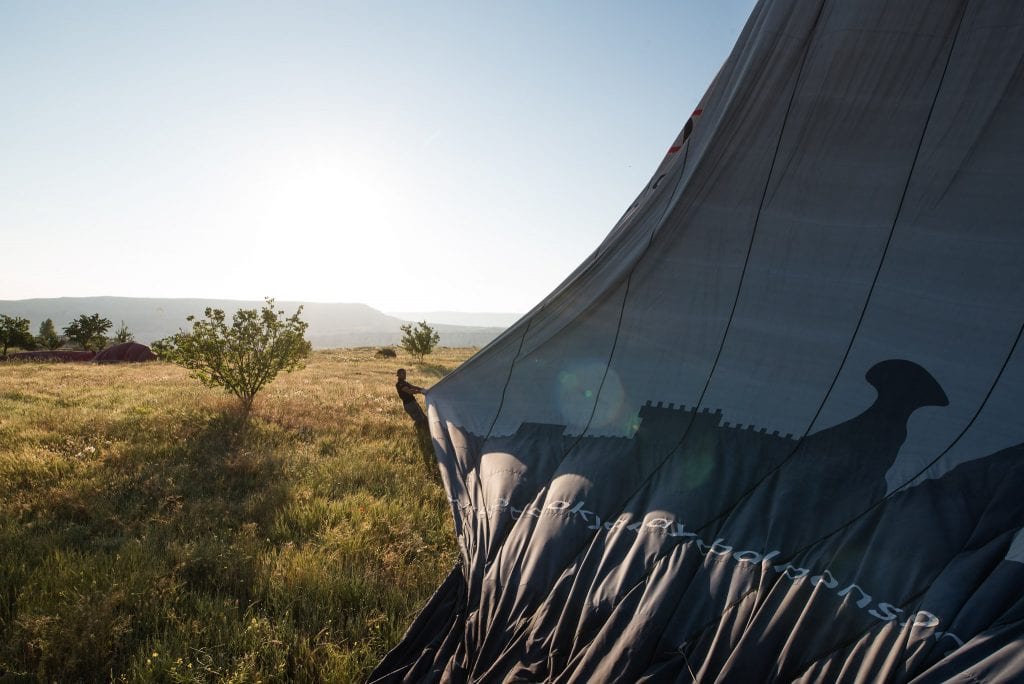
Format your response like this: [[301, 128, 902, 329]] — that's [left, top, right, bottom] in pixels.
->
[[396, 368, 428, 428]]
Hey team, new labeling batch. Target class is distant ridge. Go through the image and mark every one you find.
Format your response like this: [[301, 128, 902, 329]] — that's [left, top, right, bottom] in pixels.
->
[[386, 311, 524, 328], [0, 297, 505, 349]]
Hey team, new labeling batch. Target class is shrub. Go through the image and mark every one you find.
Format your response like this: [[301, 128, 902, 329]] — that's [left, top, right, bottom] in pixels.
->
[[37, 318, 64, 350], [399, 321, 440, 361], [375, 347, 397, 359], [155, 298, 311, 413]]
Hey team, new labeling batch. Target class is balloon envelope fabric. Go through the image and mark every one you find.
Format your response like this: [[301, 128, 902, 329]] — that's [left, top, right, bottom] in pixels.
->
[[371, 0, 1024, 680]]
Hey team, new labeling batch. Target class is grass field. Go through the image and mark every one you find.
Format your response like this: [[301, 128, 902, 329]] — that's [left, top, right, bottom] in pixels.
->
[[0, 348, 470, 682]]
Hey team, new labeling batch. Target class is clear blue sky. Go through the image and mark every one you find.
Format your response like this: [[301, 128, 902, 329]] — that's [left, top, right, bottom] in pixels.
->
[[1, 1, 756, 312]]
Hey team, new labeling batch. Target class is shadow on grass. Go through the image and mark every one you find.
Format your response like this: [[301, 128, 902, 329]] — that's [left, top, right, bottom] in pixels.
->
[[413, 423, 441, 481], [104, 409, 291, 525], [414, 361, 455, 381], [0, 408, 296, 679]]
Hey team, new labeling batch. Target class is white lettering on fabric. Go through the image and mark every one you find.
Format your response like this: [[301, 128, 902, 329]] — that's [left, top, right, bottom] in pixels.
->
[[869, 602, 904, 621], [510, 506, 542, 520], [568, 502, 596, 524], [776, 564, 811, 580], [697, 538, 733, 557], [604, 517, 630, 532], [449, 496, 965, 649], [734, 549, 781, 564], [810, 570, 839, 589], [666, 523, 697, 539], [837, 584, 873, 609], [646, 517, 673, 531]]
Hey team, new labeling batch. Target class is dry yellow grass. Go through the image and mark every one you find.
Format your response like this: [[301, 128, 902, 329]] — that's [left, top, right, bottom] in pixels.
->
[[0, 347, 470, 682]]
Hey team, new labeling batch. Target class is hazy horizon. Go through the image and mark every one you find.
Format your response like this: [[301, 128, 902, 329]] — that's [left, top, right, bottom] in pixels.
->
[[1, 293, 525, 330], [0, 295, 514, 350], [2, 293, 522, 319]]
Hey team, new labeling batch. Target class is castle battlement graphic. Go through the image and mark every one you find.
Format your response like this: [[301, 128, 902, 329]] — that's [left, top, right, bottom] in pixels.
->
[[434, 362, 1024, 684], [480, 400, 797, 458], [637, 400, 796, 440]]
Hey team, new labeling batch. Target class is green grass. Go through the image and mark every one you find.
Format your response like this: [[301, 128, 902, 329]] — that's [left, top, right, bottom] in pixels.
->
[[0, 348, 468, 682]]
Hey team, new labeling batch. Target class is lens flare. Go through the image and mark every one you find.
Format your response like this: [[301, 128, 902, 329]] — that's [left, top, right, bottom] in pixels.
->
[[555, 361, 626, 433]]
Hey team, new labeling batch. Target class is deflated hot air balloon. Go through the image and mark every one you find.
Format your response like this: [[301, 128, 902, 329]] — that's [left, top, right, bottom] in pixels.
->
[[372, 0, 1024, 680]]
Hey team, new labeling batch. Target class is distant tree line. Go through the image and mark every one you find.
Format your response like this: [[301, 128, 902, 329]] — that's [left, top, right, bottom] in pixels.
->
[[3, 309, 443, 362], [3, 300, 313, 416], [0, 312, 135, 356]]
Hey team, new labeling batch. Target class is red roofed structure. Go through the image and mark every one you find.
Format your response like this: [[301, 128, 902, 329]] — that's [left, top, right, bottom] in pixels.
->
[[93, 342, 158, 363]]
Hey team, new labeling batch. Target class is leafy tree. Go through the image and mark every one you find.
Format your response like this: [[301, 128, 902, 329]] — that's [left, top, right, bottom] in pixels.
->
[[150, 337, 174, 358], [63, 314, 113, 352], [37, 318, 64, 350], [155, 298, 312, 413], [400, 320, 440, 361], [0, 315, 34, 355], [112, 320, 134, 344]]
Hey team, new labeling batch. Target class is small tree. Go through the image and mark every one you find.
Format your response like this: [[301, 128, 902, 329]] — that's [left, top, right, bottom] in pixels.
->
[[37, 318, 64, 350], [400, 320, 440, 361], [112, 320, 134, 344], [63, 314, 112, 352], [155, 298, 312, 413], [0, 315, 34, 355], [149, 337, 174, 358]]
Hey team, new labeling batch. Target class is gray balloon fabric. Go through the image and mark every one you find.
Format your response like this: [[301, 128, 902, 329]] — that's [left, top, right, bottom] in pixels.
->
[[371, 0, 1024, 681]]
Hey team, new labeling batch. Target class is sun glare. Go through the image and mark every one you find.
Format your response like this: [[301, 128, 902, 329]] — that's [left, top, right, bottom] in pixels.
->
[[232, 146, 403, 304]]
